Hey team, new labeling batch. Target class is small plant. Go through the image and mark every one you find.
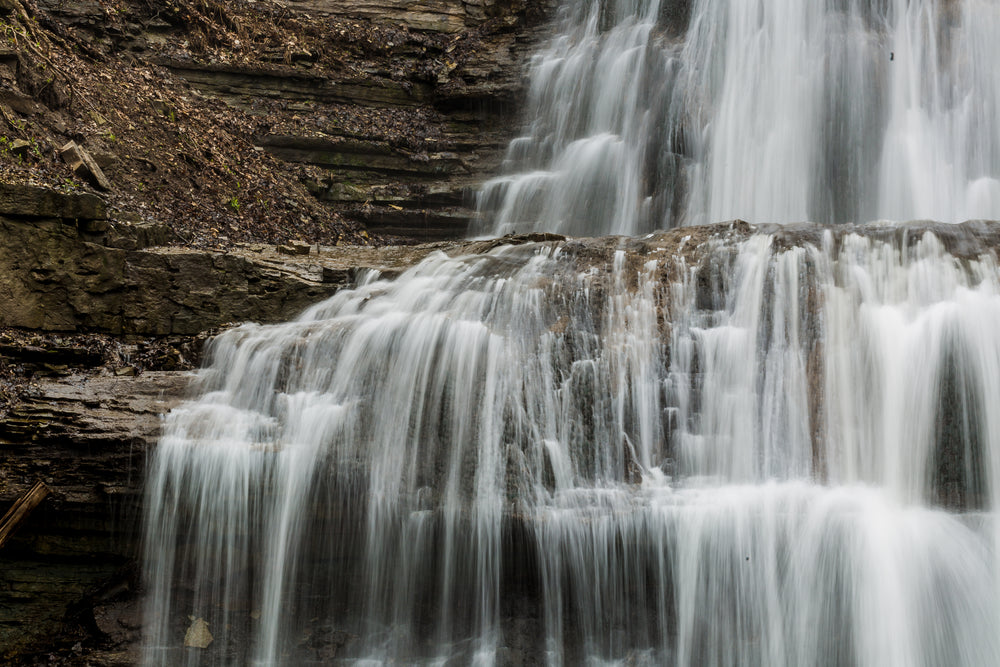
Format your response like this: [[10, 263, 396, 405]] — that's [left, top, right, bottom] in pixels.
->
[[228, 195, 240, 212]]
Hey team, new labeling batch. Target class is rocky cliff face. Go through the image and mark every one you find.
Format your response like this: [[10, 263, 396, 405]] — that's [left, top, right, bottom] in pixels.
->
[[0, 366, 185, 663], [15, 0, 557, 243], [1, 0, 692, 246], [0, 184, 515, 335], [160, 0, 554, 241]]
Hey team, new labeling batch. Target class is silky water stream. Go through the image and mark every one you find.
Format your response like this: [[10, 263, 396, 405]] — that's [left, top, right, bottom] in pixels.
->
[[143, 1, 1000, 665]]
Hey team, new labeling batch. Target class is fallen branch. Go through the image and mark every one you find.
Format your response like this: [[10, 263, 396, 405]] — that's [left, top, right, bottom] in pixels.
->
[[0, 480, 51, 549]]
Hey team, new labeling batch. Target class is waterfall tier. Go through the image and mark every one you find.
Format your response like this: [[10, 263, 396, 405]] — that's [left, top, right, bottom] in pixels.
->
[[474, 0, 1000, 237], [145, 222, 1000, 666]]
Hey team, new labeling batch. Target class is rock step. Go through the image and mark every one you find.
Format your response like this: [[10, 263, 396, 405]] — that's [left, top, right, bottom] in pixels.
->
[[161, 63, 436, 109], [0, 214, 504, 334], [0, 183, 106, 223], [275, 0, 519, 33]]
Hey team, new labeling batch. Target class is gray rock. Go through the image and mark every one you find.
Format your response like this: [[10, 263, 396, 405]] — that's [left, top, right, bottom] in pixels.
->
[[0, 216, 472, 334], [0, 182, 107, 221], [10, 138, 32, 158]]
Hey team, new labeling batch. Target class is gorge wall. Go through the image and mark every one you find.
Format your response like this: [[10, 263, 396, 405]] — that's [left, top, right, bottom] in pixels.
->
[[31, 0, 564, 242], [0, 183, 529, 661]]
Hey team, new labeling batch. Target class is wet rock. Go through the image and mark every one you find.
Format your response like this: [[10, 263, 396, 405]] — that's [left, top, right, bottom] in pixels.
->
[[0, 368, 190, 655], [183, 617, 213, 649], [659, 0, 693, 37]]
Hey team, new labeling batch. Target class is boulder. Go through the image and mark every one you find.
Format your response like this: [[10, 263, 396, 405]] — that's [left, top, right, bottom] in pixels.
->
[[59, 141, 113, 192]]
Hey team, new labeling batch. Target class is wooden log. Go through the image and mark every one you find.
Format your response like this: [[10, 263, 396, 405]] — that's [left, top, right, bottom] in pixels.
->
[[0, 481, 51, 550]]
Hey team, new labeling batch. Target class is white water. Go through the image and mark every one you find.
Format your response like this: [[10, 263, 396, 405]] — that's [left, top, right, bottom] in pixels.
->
[[143, 0, 1000, 664], [474, 0, 1000, 236], [144, 229, 1000, 665]]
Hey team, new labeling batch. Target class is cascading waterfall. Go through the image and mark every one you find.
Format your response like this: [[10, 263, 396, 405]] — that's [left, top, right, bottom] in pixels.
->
[[473, 0, 680, 237], [144, 224, 1000, 665], [473, 0, 1000, 236], [143, 0, 1000, 665]]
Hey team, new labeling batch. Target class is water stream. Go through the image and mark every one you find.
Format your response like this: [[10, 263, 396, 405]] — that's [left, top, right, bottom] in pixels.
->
[[474, 0, 1000, 236], [144, 1, 1000, 665]]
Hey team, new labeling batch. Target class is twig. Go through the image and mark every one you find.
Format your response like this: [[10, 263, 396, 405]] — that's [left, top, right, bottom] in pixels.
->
[[0, 480, 51, 550]]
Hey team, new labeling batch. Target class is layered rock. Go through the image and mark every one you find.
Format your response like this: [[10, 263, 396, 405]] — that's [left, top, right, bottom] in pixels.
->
[[0, 214, 478, 658], [0, 186, 469, 335], [0, 365, 188, 658], [279, 0, 525, 32], [26, 0, 557, 242], [159, 14, 546, 242]]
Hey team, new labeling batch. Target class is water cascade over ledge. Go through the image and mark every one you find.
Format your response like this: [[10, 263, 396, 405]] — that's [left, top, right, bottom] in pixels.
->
[[474, 0, 1000, 237], [143, 0, 1000, 664], [145, 222, 1000, 665]]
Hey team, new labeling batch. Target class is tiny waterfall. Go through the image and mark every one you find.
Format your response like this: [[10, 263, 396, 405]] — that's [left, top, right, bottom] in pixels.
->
[[143, 0, 1000, 665], [144, 225, 1000, 665], [473, 0, 1000, 237]]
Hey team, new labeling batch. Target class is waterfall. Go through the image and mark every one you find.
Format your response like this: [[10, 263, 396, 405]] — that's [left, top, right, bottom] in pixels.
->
[[143, 224, 1000, 665], [143, 0, 1000, 665], [473, 0, 1000, 237]]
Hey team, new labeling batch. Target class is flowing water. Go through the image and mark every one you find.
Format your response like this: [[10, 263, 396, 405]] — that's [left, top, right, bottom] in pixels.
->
[[474, 0, 1000, 236], [143, 0, 1000, 665], [143, 225, 1000, 666]]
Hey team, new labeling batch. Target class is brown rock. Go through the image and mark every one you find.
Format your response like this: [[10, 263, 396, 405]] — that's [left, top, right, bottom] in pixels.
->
[[79, 217, 110, 233], [0, 183, 107, 221], [10, 138, 32, 158], [277, 241, 311, 255], [0, 369, 190, 653], [183, 617, 213, 649], [0, 218, 126, 331], [59, 141, 113, 191]]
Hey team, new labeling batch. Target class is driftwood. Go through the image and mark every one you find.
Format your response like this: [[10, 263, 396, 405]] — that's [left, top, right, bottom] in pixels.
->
[[0, 481, 50, 549]]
